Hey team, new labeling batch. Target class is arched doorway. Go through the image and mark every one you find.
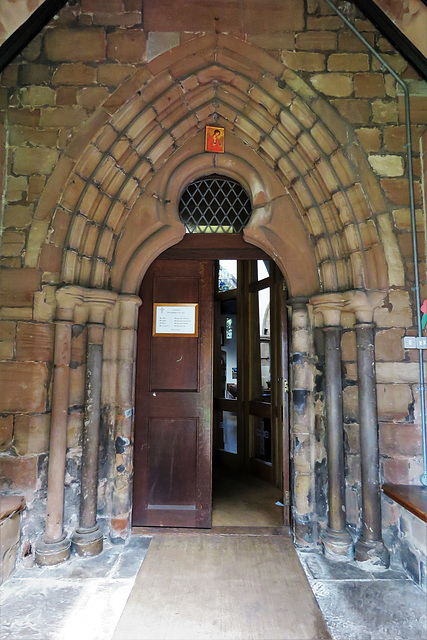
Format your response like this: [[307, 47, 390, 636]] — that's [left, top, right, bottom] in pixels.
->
[[131, 176, 290, 529], [133, 246, 289, 527]]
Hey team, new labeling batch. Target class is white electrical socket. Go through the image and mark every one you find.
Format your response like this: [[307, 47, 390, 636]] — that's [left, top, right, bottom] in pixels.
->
[[416, 337, 427, 349], [403, 336, 417, 349]]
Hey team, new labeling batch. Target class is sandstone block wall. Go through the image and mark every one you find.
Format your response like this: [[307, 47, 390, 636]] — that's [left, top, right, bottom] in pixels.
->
[[0, 0, 425, 569]]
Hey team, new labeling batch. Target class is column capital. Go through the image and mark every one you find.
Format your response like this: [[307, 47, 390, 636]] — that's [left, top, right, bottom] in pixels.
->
[[55, 286, 119, 324], [310, 292, 346, 327], [55, 286, 86, 321], [85, 290, 118, 325], [342, 290, 386, 323], [119, 294, 142, 330], [287, 296, 310, 311]]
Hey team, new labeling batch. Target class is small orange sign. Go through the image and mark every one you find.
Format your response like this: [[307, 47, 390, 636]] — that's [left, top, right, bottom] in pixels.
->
[[205, 126, 224, 153]]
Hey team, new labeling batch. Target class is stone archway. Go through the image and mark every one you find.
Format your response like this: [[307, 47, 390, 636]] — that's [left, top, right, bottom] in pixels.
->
[[34, 33, 398, 566], [30, 33, 401, 294]]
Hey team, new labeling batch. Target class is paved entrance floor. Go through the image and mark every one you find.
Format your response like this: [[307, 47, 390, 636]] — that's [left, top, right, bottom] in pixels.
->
[[1, 535, 426, 640]]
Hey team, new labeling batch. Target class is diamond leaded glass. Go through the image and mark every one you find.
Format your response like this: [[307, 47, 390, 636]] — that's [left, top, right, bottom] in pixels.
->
[[179, 176, 251, 233]]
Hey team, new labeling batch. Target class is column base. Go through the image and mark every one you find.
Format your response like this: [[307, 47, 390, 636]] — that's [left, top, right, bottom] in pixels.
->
[[322, 527, 354, 562], [355, 537, 390, 570], [35, 535, 71, 566], [71, 526, 103, 557]]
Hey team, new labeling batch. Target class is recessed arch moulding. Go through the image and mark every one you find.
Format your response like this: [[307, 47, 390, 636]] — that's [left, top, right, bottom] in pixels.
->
[[116, 132, 319, 297], [34, 33, 400, 298], [30, 34, 403, 542]]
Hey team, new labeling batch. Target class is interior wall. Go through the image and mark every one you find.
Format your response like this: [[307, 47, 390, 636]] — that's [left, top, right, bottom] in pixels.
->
[[0, 0, 425, 567]]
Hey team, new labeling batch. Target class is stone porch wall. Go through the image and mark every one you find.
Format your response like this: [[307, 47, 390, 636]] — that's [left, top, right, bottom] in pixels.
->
[[0, 0, 425, 566]]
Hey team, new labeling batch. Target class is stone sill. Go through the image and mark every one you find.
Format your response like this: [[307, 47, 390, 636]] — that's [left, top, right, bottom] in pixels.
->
[[0, 496, 26, 522], [382, 484, 427, 523]]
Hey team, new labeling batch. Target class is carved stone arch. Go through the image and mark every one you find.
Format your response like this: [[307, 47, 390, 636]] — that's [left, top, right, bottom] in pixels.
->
[[29, 32, 402, 296], [117, 131, 319, 296]]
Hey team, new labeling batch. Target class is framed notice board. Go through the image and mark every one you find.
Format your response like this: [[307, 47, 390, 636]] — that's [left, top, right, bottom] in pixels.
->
[[153, 303, 199, 337]]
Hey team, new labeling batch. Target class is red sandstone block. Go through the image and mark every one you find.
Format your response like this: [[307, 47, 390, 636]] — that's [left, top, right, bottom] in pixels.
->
[[0, 416, 13, 451], [0, 363, 48, 413], [380, 178, 422, 206], [327, 53, 369, 72], [52, 63, 97, 86], [97, 64, 136, 86], [338, 31, 374, 51], [0, 456, 38, 492], [354, 73, 386, 98], [13, 147, 59, 176], [330, 99, 371, 124], [106, 30, 146, 63], [377, 383, 413, 421], [398, 96, 427, 125], [0, 269, 41, 307], [382, 457, 409, 484], [93, 12, 141, 27], [13, 414, 50, 456], [16, 322, 54, 362], [375, 328, 405, 361], [9, 125, 58, 148], [39, 243, 63, 274], [7, 109, 40, 127], [243, 0, 304, 32], [306, 16, 343, 30], [56, 86, 78, 106], [0, 322, 16, 341], [44, 28, 107, 62], [124, 0, 140, 9], [39, 107, 87, 128], [81, 0, 124, 10], [355, 127, 381, 152], [380, 423, 422, 457], [295, 31, 337, 51]]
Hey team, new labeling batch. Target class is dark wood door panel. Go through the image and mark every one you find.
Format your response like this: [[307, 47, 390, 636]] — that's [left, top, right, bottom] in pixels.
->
[[147, 418, 198, 507], [150, 338, 199, 391], [133, 259, 213, 528], [153, 275, 199, 301]]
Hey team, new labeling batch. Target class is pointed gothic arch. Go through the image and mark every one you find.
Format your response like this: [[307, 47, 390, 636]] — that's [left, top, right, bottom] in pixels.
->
[[29, 32, 403, 297]]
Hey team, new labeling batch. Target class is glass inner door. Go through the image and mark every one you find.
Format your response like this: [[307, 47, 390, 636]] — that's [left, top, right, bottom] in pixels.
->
[[213, 259, 285, 487]]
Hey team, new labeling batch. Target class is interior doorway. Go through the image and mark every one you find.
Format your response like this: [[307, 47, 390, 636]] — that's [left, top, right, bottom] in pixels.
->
[[132, 235, 290, 530], [212, 257, 289, 527]]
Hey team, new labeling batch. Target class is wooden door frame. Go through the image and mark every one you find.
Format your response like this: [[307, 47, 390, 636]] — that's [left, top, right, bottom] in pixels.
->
[[138, 233, 290, 526]]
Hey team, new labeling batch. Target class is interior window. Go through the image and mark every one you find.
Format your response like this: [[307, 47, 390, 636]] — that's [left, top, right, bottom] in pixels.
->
[[218, 259, 237, 292]]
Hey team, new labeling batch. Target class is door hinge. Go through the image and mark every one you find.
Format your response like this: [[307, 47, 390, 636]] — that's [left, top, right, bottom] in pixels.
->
[[284, 379, 289, 393], [284, 490, 290, 506]]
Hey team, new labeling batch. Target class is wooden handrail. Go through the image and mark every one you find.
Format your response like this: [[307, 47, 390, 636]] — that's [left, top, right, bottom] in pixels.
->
[[382, 484, 427, 523]]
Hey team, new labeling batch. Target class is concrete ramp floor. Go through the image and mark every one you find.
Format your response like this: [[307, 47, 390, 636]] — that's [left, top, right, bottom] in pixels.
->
[[112, 534, 331, 640]]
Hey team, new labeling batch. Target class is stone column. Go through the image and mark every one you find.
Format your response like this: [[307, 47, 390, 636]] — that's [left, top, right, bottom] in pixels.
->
[[110, 295, 142, 540], [311, 294, 353, 561], [344, 291, 390, 569], [72, 291, 117, 557], [287, 297, 317, 546], [35, 287, 84, 566]]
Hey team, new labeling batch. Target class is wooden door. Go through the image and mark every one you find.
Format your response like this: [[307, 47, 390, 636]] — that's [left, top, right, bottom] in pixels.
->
[[133, 259, 213, 528]]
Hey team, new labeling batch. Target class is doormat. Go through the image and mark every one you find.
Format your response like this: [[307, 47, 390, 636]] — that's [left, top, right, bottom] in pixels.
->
[[112, 534, 331, 640]]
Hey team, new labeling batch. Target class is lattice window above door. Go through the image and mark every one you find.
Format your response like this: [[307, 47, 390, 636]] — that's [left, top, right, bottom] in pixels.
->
[[179, 176, 251, 233]]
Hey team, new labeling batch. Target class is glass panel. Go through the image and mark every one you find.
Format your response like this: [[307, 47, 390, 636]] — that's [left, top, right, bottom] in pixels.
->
[[220, 298, 237, 399], [218, 260, 237, 292], [257, 259, 269, 280], [252, 416, 272, 462], [258, 289, 270, 397], [221, 411, 238, 454], [260, 339, 271, 399], [258, 288, 270, 337], [179, 176, 251, 233]]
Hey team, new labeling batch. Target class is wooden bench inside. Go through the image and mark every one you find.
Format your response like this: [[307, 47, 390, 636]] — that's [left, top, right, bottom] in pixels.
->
[[382, 484, 427, 523]]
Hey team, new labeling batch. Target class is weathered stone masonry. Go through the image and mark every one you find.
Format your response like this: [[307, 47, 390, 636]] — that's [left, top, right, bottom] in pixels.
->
[[0, 0, 425, 585]]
